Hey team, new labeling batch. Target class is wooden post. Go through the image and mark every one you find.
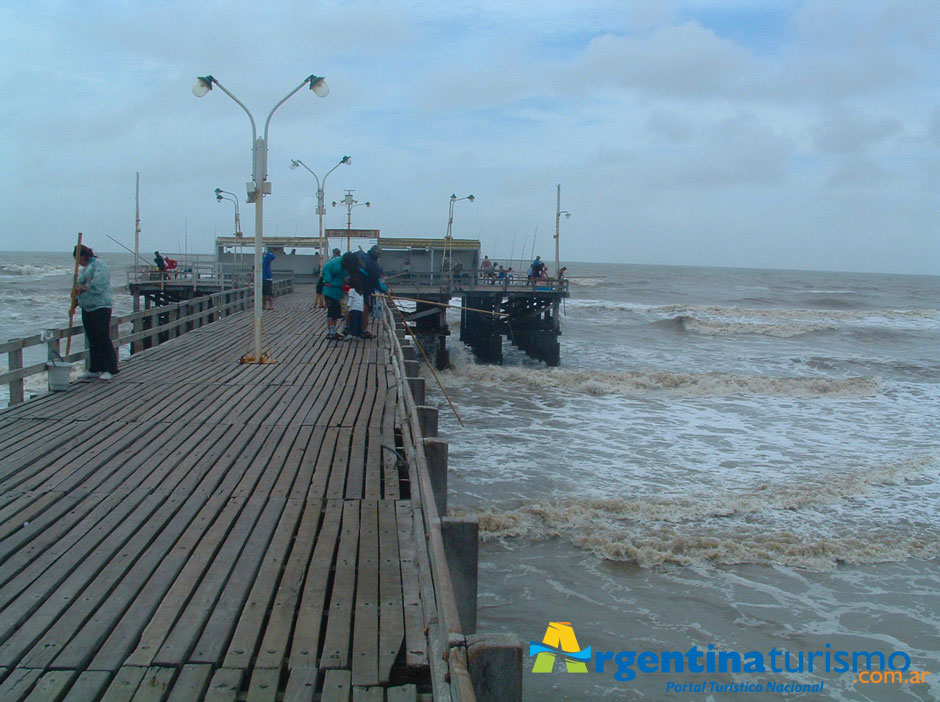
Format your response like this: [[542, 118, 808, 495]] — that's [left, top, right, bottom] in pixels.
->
[[404, 359, 420, 378], [442, 516, 478, 634], [173, 303, 182, 339], [467, 634, 523, 702], [8, 346, 24, 405], [132, 293, 142, 354], [407, 376, 425, 406], [436, 336, 449, 371], [422, 437, 448, 516], [416, 405, 439, 438], [110, 317, 120, 363], [46, 330, 61, 363]]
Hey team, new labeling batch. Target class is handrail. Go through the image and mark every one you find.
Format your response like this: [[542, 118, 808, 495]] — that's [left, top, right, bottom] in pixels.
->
[[380, 302, 477, 702], [390, 270, 569, 295], [1, 286, 254, 406]]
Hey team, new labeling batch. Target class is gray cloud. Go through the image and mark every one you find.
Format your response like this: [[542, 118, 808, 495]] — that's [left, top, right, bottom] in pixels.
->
[[2, 1, 940, 274], [811, 107, 903, 155]]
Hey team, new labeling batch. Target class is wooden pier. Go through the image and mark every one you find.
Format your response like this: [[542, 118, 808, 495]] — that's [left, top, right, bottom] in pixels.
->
[[389, 278, 568, 369], [0, 287, 520, 701]]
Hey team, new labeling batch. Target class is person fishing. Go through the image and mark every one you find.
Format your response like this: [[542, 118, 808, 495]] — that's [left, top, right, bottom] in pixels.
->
[[72, 244, 119, 381]]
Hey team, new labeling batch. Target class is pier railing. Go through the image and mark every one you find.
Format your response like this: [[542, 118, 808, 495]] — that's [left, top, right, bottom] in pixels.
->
[[0, 286, 253, 406], [382, 302, 479, 702], [128, 252, 253, 289], [388, 270, 569, 294]]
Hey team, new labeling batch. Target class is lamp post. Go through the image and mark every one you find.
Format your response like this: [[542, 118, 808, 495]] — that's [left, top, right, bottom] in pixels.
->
[[289, 156, 350, 260], [215, 188, 242, 287], [193, 73, 329, 363], [554, 184, 570, 277], [442, 193, 474, 291], [332, 190, 370, 251]]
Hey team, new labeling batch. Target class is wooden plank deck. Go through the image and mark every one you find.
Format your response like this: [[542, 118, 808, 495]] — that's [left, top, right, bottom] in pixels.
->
[[0, 289, 429, 701]]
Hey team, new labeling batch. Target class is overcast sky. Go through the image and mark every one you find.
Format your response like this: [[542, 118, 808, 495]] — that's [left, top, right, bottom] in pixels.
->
[[2, 0, 939, 274]]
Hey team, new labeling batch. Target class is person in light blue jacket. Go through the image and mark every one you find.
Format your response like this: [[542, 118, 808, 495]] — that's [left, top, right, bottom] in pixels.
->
[[319, 253, 347, 340], [73, 244, 119, 380]]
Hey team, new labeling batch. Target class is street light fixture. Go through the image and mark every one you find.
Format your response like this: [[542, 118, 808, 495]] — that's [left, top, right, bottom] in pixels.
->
[[193, 73, 329, 363], [332, 190, 370, 252], [289, 155, 350, 260], [442, 193, 474, 292], [215, 188, 242, 287], [554, 184, 571, 278]]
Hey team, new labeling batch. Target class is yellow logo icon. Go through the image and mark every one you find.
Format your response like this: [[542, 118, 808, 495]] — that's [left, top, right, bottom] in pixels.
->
[[529, 622, 591, 673]]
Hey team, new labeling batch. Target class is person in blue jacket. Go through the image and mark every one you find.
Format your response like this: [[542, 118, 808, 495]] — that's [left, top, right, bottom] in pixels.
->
[[262, 247, 277, 310], [320, 252, 347, 340], [72, 244, 119, 380]]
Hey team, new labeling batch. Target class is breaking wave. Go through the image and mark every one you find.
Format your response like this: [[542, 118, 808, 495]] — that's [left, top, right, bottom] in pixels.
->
[[657, 315, 835, 337], [470, 457, 939, 569], [0, 263, 71, 278], [446, 363, 880, 398], [567, 277, 606, 287], [566, 300, 940, 335]]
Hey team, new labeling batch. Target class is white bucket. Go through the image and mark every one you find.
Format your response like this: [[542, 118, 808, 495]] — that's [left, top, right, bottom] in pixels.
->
[[47, 361, 72, 392]]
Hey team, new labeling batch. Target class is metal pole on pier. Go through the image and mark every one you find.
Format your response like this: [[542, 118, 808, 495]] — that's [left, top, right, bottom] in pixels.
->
[[215, 189, 242, 289], [554, 184, 570, 277], [193, 73, 330, 363], [441, 193, 474, 293], [290, 156, 350, 259], [134, 172, 140, 283], [332, 190, 369, 252]]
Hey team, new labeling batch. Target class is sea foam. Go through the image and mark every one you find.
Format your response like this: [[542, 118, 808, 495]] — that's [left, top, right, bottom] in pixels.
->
[[445, 363, 880, 398], [470, 456, 939, 569], [0, 263, 72, 278]]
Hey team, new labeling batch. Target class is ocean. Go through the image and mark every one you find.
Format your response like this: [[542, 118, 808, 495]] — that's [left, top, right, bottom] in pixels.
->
[[1, 252, 938, 700], [436, 263, 940, 701], [0, 251, 138, 403]]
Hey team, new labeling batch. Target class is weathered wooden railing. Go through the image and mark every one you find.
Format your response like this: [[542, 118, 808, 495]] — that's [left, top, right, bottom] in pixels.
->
[[0, 286, 253, 406], [389, 270, 569, 294], [382, 302, 522, 702]]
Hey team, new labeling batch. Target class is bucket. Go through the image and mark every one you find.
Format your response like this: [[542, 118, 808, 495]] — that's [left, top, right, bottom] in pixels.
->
[[46, 361, 72, 392]]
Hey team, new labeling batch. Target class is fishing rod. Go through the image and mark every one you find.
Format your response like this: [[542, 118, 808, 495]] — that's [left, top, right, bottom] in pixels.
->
[[386, 292, 465, 428], [379, 293, 507, 318], [66, 232, 83, 354], [106, 235, 155, 266]]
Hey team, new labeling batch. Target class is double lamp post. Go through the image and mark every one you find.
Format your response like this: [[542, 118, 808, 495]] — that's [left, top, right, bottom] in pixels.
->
[[193, 73, 329, 363], [289, 156, 350, 260]]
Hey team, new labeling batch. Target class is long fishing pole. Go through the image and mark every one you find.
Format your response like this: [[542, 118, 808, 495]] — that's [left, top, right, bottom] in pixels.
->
[[106, 234, 154, 266], [386, 292, 465, 428], [380, 293, 507, 317], [66, 232, 83, 355]]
